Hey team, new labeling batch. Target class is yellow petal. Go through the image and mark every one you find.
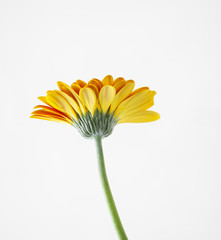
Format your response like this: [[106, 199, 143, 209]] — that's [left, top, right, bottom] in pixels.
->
[[110, 80, 135, 113], [46, 91, 77, 119], [38, 96, 51, 106], [113, 79, 126, 92], [79, 87, 97, 115], [99, 86, 116, 113], [54, 90, 81, 115], [102, 75, 114, 86], [115, 90, 156, 119], [57, 82, 86, 114], [118, 110, 160, 123]]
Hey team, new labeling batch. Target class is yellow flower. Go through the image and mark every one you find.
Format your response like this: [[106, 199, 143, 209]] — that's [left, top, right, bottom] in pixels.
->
[[30, 74, 160, 239], [30, 75, 160, 138]]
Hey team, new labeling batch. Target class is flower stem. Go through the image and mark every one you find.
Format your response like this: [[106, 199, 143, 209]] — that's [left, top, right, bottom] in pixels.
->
[[94, 135, 128, 240]]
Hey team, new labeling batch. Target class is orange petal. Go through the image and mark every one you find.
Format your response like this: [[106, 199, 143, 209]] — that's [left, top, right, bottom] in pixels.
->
[[30, 115, 72, 124], [113, 77, 125, 85], [113, 79, 126, 92], [102, 75, 114, 85], [88, 78, 103, 90], [33, 105, 71, 120], [71, 83, 81, 94], [86, 84, 99, 98], [76, 80, 87, 88]]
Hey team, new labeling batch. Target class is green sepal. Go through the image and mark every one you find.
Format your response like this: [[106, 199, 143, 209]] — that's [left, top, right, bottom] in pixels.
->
[[73, 109, 118, 138]]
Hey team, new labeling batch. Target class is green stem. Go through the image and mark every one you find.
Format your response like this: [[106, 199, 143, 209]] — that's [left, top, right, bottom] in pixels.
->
[[94, 135, 128, 240]]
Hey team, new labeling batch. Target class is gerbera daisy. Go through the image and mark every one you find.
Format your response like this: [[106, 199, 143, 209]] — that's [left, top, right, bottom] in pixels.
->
[[30, 75, 160, 138], [30, 75, 160, 240]]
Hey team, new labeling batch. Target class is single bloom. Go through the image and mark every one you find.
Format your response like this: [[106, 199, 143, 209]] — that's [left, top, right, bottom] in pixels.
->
[[30, 75, 160, 138], [30, 74, 160, 240]]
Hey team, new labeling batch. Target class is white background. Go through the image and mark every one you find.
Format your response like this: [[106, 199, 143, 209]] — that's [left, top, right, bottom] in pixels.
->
[[0, 0, 221, 239]]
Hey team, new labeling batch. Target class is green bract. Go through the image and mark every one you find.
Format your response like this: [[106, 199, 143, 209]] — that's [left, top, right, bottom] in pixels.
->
[[73, 109, 118, 138]]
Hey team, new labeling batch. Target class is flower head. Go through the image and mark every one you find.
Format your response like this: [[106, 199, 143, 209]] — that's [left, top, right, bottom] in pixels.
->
[[30, 75, 160, 138]]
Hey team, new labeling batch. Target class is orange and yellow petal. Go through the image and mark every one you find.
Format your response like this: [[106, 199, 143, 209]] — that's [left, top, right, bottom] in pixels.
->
[[102, 75, 114, 86], [33, 105, 71, 119], [31, 108, 73, 124], [30, 114, 71, 124], [46, 91, 77, 119]]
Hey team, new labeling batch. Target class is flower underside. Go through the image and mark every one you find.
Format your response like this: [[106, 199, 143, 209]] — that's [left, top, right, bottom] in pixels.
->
[[31, 75, 160, 138], [74, 109, 118, 138]]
